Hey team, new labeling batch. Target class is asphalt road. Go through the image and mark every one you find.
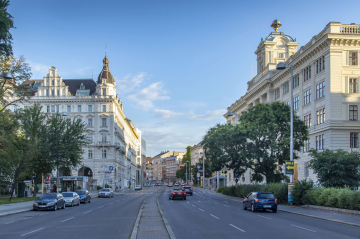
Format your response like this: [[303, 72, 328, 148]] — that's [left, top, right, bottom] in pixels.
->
[[0, 187, 153, 239], [158, 187, 360, 239]]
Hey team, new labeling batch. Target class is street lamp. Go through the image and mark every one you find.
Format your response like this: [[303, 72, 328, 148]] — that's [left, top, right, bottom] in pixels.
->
[[200, 151, 205, 188], [276, 62, 294, 184], [0, 72, 13, 79], [227, 112, 238, 124]]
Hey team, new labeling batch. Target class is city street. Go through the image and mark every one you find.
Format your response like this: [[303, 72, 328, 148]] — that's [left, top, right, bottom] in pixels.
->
[[159, 188, 360, 239], [0, 188, 154, 239]]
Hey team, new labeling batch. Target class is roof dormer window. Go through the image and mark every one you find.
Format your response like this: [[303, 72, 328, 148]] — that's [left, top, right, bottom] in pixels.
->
[[103, 89, 106, 96]]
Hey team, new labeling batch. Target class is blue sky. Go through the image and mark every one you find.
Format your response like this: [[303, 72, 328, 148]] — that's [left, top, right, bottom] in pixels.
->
[[8, 0, 360, 156]]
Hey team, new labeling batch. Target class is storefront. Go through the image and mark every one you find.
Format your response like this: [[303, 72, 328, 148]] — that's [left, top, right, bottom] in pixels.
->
[[50, 176, 89, 192]]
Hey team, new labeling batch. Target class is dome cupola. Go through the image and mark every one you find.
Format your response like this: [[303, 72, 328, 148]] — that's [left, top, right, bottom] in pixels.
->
[[97, 55, 114, 84]]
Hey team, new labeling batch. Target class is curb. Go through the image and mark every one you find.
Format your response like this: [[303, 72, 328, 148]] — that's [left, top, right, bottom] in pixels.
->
[[130, 195, 149, 239], [0, 208, 32, 217], [157, 190, 176, 239], [278, 208, 360, 228]]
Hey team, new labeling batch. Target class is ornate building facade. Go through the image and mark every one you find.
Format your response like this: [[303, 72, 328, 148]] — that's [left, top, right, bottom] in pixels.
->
[[225, 21, 360, 186], [15, 56, 144, 189]]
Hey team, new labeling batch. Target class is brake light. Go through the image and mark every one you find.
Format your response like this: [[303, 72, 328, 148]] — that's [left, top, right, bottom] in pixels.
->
[[183, 193, 186, 195], [173, 193, 176, 195], [255, 199, 260, 202], [190, 189, 193, 191], [182, 188, 184, 191], [275, 199, 277, 203]]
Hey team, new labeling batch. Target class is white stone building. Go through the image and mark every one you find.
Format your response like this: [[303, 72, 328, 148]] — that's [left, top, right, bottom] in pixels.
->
[[15, 56, 144, 190], [225, 21, 360, 186]]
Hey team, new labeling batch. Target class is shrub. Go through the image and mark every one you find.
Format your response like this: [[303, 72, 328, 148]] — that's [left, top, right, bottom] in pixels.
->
[[96, 186, 102, 190], [217, 187, 225, 194], [292, 179, 314, 205]]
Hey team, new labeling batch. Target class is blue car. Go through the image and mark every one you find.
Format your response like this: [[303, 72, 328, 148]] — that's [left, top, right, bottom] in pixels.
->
[[243, 192, 277, 213], [76, 190, 91, 204], [33, 193, 66, 211]]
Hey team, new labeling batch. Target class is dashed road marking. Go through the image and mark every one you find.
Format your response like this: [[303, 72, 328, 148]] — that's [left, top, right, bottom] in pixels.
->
[[291, 224, 316, 232], [210, 214, 219, 219], [223, 205, 230, 207], [199, 208, 204, 211], [257, 215, 272, 220], [192, 205, 195, 207], [83, 210, 92, 214], [61, 217, 74, 223], [229, 224, 245, 232], [21, 227, 45, 236]]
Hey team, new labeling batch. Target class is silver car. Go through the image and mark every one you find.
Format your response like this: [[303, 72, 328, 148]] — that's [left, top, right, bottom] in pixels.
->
[[98, 188, 114, 198], [62, 192, 80, 207]]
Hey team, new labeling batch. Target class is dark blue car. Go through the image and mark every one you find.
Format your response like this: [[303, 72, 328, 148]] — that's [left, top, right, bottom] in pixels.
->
[[76, 190, 91, 204], [243, 192, 277, 213]]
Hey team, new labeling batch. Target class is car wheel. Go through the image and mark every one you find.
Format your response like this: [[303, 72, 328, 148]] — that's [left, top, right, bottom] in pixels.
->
[[251, 204, 256, 212], [88, 199, 91, 203], [53, 204, 57, 211], [77, 200, 80, 206], [184, 198, 186, 200], [71, 202, 73, 207], [62, 203, 66, 209], [272, 209, 277, 213], [243, 203, 247, 210]]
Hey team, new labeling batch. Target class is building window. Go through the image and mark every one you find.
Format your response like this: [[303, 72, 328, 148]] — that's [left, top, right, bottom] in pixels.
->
[[293, 96, 299, 110], [303, 66, 311, 82], [77, 105, 81, 112], [349, 52, 358, 65], [57, 90, 60, 96], [102, 149, 107, 159], [51, 89, 55, 96], [304, 162, 310, 177], [316, 134, 324, 150], [349, 78, 358, 93], [316, 56, 325, 74], [303, 140, 310, 153], [51, 106, 55, 113], [101, 118, 107, 127], [103, 89, 106, 96], [316, 108, 325, 124], [56, 105, 59, 112], [88, 150, 93, 159], [101, 133, 107, 142], [46, 90, 49, 96], [67, 105, 71, 113], [88, 118, 93, 127], [279, 53, 284, 58], [274, 88, 280, 100], [304, 114, 311, 128], [303, 89, 311, 105], [87, 134, 93, 143], [13, 105, 17, 112], [51, 80, 55, 86], [350, 132, 359, 148], [350, 105, 358, 121], [47, 106, 50, 113], [316, 81, 325, 99], [293, 74, 299, 89], [283, 81, 289, 95], [88, 105, 92, 112], [102, 105, 106, 112], [24, 106, 28, 110]]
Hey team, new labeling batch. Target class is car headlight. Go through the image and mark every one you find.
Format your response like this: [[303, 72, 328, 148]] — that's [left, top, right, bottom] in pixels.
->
[[33, 203, 38, 206]]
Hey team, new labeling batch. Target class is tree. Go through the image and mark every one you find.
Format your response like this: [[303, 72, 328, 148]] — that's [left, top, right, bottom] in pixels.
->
[[0, 55, 33, 112], [0, 0, 14, 57], [309, 149, 360, 189], [176, 146, 192, 182], [239, 102, 308, 183]]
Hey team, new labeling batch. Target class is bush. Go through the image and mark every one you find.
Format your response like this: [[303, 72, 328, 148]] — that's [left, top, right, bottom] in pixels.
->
[[96, 186, 102, 190], [292, 179, 314, 205], [217, 187, 225, 194]]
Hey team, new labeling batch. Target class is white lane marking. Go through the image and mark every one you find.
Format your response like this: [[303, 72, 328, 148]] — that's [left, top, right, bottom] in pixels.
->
[[223, 205, 230, 207], [21, 227, 45, 236], [291, 224, 316, 232], [199, 208, 204, 211], [210, 214, 219, 219], [61, 217, 74, 223], [214, 202, 219, 204], [198, 201, 201, 202], [116, 200, 120, 202], [98, 206, 104, 208], [223, 201, 228, 203], [109, 203, 113, 205], [229, 224, 245, 232], [192, 205, 196, 207], [83, 210, 92, 214], [257, 215, 272, 220], [5, 221, 15, 225], [186, 202, 189, 204]]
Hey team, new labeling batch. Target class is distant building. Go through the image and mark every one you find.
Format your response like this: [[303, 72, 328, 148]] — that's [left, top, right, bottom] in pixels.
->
[[14, 56, 145, 190], [151, 151, 184, 183], [225, 20, 360, 185]]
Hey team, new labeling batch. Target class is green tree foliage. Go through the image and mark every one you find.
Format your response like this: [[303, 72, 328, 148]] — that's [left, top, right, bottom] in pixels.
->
[[0, 55, 33, 112], [239, 102, 308, 183], [176, 146, 192, 182], [309, 149, 360, 189], [0, 0, 14, 57]]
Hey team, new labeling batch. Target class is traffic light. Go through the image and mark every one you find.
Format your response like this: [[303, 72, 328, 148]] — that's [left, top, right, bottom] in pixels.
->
[[179, 165, 183, 168]]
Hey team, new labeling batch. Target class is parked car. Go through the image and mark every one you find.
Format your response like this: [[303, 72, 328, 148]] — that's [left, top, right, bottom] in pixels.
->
[[182, 186, 193, 195], [76, 190, 91, 204], [243, 192, 277, 213], [174, 183, 179, 186], [169, 188, 186, 200], [98, 188, 114, 198], [62, 192, 80, 207], [135, 185, 142, 190], [154, 183, 160, 186], [33, 193, 66, 211], [167, 183, 173, 187]]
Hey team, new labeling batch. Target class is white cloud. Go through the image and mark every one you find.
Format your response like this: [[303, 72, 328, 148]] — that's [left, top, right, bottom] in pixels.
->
[[153, 109, 183, 118], [28, 61, 49, 78], [117, 73, 170, 110], [187, 109, 227, 121]]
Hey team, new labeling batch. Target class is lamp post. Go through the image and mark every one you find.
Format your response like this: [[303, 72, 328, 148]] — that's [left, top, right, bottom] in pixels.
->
[[227, 112, 238, 124], [200, 151, 205, 188], [102, 133, 111, 188], [276, 62, 294, 184], [0, 72, 13, 79]]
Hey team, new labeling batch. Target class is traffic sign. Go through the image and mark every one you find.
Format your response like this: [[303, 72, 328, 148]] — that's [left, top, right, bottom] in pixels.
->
[[285, 161, 294, 174], [197, 165, 201, 169], [109, 166, 114, 171]]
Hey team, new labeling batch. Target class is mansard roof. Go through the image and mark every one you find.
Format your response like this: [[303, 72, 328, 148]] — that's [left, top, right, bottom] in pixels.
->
[[63, 79, 96, 95]]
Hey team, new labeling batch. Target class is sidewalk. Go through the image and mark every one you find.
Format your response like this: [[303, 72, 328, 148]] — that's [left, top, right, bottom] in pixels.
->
[[131, 188, 174, 239], [0, 190, 99, 217], [198, 187, 360, 227]]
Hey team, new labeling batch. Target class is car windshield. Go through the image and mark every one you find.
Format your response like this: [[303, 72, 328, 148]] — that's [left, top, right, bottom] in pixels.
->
[[39, 194, 56, 199], [172, 189, 181, 192], [101, 189, 110, 192], [62, 193, 73, 197], [183, 187, 191, 189], [76, 191, 86, 195], [257, 193, 275, 199]]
